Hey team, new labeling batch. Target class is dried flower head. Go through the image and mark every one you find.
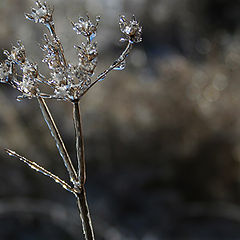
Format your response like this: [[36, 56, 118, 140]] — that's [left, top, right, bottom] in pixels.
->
[[71, 15, 100, 41], [119, 15, 142, 43], [75, 42, 98, 76], [0, 0, 142, 102], [25, 0, 53, 25], [41, 34, 64, 71], [4, 40, 26, 64], [2, 41, 40, 99], [0, 2, 143, 240]]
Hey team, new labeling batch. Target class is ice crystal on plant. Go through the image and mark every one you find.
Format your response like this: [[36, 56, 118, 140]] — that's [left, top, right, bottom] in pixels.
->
[[5, 149, 76, 193], [25, 0, 53, 25], [4, 40, 26, 64], [0, 61, 13, 83], [71, 15, 100, 40], [113, 60, 126, 70], [119, 15, 142, 43], [54, 85, 70, 99], [0, 0, 142, 102], [75, 42, 98, 76], [2, 41, 40, 99], [41, 34, 64, 71], [0, 2, 142, 239]]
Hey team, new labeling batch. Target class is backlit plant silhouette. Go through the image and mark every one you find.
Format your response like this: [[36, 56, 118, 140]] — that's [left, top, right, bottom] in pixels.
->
[[0, 1, 142, 240]]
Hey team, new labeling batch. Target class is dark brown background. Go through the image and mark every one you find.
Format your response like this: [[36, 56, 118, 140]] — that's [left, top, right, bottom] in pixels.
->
[[1, 0, 240, 239]]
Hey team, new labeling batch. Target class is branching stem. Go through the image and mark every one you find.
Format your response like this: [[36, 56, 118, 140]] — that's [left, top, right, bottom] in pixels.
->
[[72, 100, 95, 240], [5, 148, 76, 194], [80, 40, 132, 98], [37, 97, 78, 185], [47, 23, 67, 67]]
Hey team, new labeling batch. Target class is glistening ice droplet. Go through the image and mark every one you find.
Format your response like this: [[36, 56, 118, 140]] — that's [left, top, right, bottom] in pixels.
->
[[113, 60, 126, 70]]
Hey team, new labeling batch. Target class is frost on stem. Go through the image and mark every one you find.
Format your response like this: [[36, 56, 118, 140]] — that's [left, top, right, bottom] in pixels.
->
[[41, 34, 65, 72], [0, 1, 142, 102], [74, 42, 98, 77], [0, 3, 142, 240], [5, 149, 76, 194]]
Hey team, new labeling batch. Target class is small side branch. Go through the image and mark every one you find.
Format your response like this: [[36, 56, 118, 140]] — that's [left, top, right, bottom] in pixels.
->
[[72, 101, 86, 186], [80, 41, 132, 98], [47, 23, 67, 67], [37, 97, 78, 185], [5, 149, 76, 194]]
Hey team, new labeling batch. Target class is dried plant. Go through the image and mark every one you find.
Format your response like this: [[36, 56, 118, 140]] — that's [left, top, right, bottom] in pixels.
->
[[0, 1, 142, 240]]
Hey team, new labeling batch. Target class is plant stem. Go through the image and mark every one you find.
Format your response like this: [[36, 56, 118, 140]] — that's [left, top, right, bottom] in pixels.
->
[[73, 101, 86, 186], [80, 40, 132, 98], [37, 97, 78, 185], [38, 97, 95, 239], [47, 23, 67, 67], [5, 148, 76, 194], [72, 100, 95, 240], [75, 188, 95, 240]]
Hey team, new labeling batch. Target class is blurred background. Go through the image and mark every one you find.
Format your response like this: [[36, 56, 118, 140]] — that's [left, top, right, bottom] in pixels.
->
[[1, 0, 240, 239]]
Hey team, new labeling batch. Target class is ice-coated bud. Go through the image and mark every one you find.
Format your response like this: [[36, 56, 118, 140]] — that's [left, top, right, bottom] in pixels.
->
[[119, 15, 142, 43], [72, 15, 100, 41], [4, 41, 26, 64], [25, 1, 53, 25]]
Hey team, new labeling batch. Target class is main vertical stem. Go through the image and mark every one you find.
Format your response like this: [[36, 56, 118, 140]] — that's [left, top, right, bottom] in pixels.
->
[[73, 101, 86, 185], [73, 101, 95, 240], [76, 189, 95, 240]]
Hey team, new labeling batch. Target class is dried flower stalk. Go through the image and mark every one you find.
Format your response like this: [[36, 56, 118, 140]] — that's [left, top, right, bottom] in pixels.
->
[[5, 149, 76, 194], [1, 1, 142, 240], [73, 101, 86, 186], [37, 97, 79, 185]]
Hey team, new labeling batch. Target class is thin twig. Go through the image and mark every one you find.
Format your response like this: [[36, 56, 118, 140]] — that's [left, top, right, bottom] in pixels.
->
[[80, 40, 132, 98], [72, 101, 86, 186], [5, 149, 76, 194], [37, 97, 78, 185], [47, 23, 67, 67]]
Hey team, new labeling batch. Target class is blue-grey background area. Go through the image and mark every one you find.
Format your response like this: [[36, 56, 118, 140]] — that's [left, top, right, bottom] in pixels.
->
[[1, 0, 240, 239]]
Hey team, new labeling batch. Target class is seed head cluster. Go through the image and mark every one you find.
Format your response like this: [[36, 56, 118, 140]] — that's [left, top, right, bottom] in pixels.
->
[[0, 0, 142, 102]]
